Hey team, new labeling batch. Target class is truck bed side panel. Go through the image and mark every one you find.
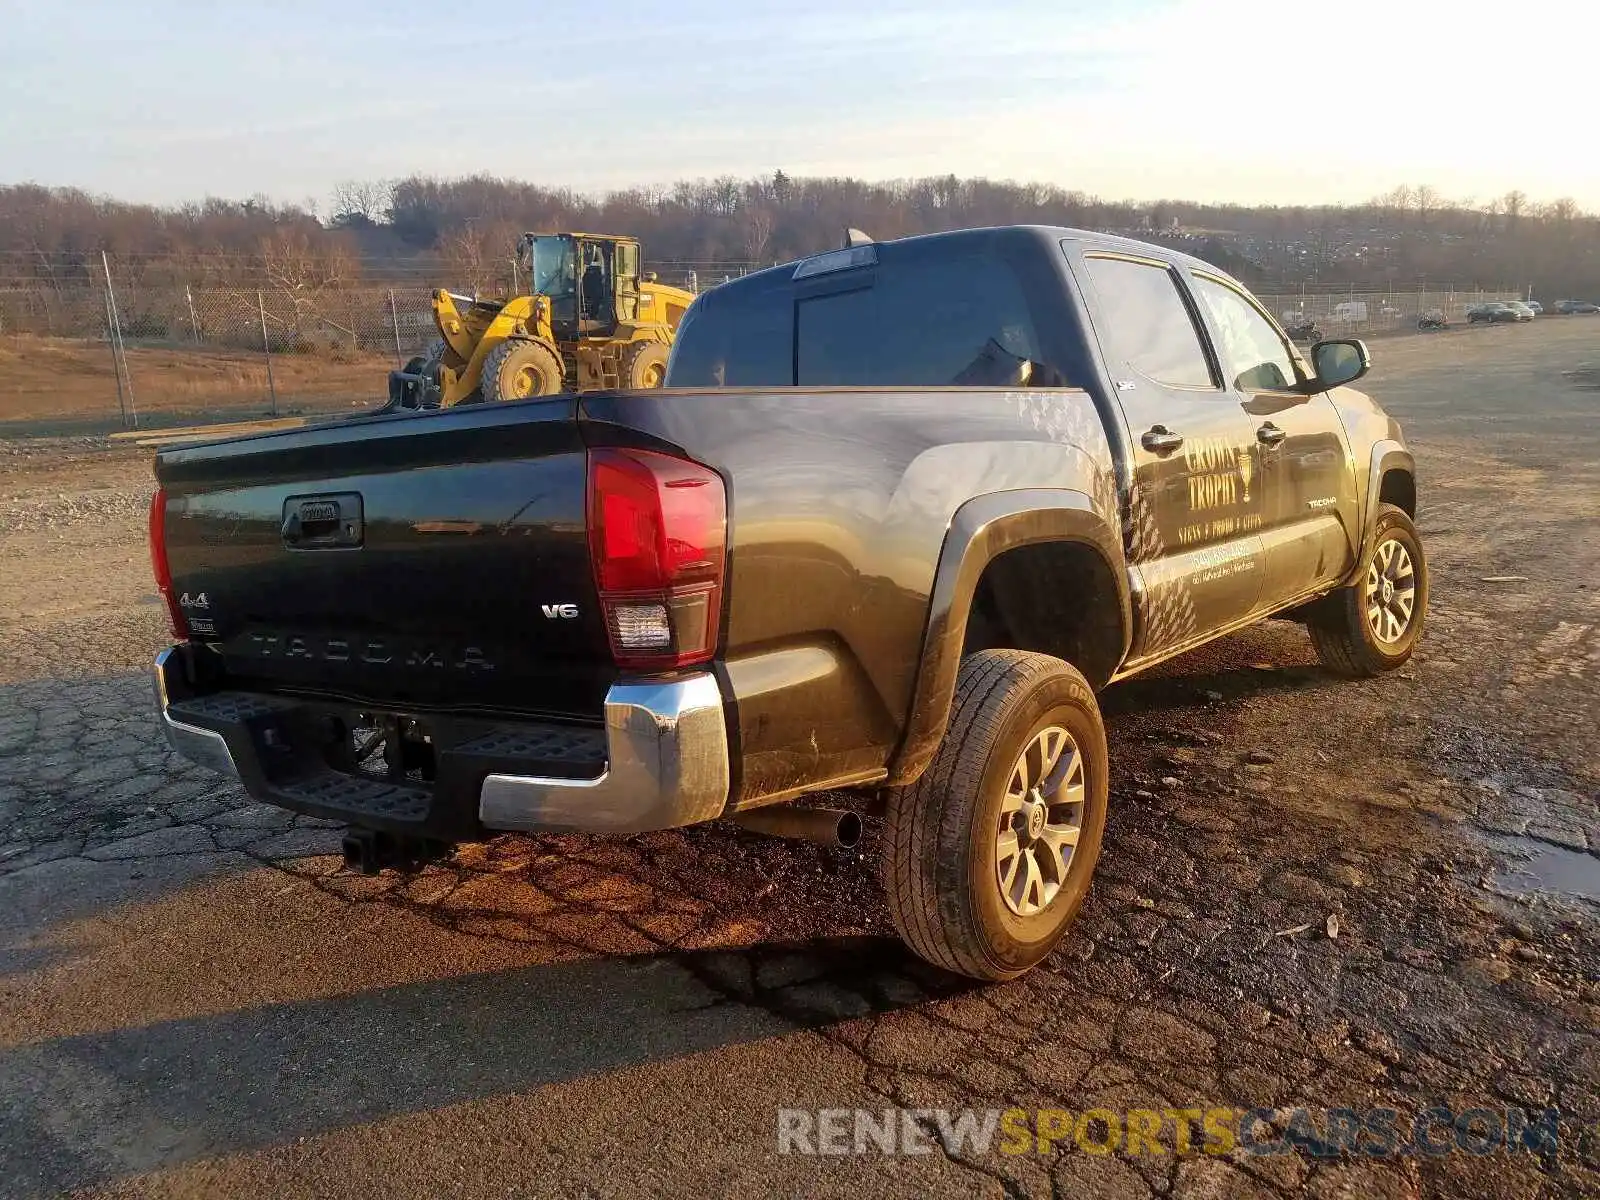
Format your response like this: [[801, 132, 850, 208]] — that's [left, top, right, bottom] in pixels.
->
[[580, 387, 1118, 805]]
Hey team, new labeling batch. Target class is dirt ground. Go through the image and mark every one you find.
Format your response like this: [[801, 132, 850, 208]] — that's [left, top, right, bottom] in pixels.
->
[[0, 335, 395, 439], [0, 320, 1597, 1199]]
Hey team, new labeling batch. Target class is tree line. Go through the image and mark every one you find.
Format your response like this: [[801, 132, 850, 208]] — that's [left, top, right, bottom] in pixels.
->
[[4, 174, 1598, 299]]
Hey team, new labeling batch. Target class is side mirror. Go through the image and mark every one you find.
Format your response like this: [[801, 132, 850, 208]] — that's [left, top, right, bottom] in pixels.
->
[[1310, 339, 1370, 389], [643, 271, 658, 283]]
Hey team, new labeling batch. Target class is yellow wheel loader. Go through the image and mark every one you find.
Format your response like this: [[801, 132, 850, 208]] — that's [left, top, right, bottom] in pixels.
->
[[386, 232, 695, 410]]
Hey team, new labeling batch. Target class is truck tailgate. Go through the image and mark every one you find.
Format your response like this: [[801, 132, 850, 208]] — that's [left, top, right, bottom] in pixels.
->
[[155, 399, 613, 719]]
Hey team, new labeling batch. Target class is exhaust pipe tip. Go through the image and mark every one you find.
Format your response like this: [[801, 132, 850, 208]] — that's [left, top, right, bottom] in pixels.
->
[[835, 810, 863, 849], [732, 805, 863, 848]]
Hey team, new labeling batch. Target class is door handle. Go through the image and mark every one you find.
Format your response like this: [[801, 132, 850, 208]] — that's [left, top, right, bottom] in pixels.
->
[[1257, 422, 1287, 447], [1141, 425, 1184, 454]]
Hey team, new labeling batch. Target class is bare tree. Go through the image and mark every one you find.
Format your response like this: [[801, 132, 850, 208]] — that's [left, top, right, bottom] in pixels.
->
[[1549, 197, 1579, 225], [1415, 185, 1439, 227], [712, 176, 742, 217], [330, 179, 392, 226], [1380, 185, 1415, 228], [260, 229, 357, 337], [439, 220, 519, 296], [1503, 190, 1527, 228], [741, 206, 774, 262]]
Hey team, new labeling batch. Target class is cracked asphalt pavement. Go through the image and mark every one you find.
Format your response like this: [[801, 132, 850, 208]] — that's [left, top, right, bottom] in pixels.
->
[[2, 321, 1598, 1199]]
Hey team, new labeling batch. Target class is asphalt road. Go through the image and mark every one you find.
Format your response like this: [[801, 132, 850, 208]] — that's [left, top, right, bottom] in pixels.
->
[[2, 320, 1597, 1199]]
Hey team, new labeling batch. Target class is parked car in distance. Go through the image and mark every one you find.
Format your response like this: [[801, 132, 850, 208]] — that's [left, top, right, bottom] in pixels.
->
[[1466, 302, 1522, 324], [1523, 301, 1543, 315], [1556, 299, 1600, 314], [1503, 301, 1536, 320]]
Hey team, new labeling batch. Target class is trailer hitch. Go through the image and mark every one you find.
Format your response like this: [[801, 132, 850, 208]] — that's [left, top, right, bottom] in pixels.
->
[[341, 828, 450, 876]]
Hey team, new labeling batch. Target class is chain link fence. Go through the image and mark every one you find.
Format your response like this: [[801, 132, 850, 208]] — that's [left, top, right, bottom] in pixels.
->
[[1255, 287, 1520, 335], [0, 261, 754, 435], [0, 261, 1518, 437]]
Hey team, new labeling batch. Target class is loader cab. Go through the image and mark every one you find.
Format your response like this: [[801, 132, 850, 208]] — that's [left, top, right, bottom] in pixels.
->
[[518, 233, 644, 340]]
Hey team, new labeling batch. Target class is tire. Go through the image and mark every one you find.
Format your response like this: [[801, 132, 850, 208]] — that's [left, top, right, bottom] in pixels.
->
[[621, 340, 670, 389], [480, 337, 565, 402], [1308, 503, 1428, 678], [881, 650, 1109, 982]]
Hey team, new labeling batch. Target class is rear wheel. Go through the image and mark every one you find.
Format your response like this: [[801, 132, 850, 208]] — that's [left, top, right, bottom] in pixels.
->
[[1308, 503, 1427, 677], [480, 337, 565, 402], [881, 650, 1109, 982], [621, 340, 670, 389]]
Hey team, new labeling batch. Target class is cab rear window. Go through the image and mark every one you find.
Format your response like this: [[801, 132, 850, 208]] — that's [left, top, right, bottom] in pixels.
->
[[667, 252, 1065, 388], [797, 256, 1042, 387]]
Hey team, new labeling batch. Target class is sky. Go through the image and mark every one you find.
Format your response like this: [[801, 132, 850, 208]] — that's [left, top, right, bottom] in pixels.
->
[[0, 0, 1590, 212]]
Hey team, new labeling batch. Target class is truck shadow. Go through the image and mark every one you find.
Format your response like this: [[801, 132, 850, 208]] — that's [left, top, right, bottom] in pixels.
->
[[1100, 620, 1338, 719], [0, 933, 953, 1196]]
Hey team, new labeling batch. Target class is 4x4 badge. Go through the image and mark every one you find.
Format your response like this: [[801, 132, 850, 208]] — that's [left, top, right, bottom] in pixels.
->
[[179, 592, 210, 609]]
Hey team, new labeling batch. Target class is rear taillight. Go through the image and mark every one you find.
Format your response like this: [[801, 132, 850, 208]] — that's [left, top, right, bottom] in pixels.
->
[[148, 488, 188, 639], [587, 448, 726, 670]]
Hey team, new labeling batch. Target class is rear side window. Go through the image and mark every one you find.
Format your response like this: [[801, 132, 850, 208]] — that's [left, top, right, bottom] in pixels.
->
[[666, 283, 792, 387], [1082, 256, 1215, 389], [797, 256, 1044, 387]]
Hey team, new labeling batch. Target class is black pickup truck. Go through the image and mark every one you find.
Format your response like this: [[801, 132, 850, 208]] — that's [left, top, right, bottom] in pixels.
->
[[149, 225, 1426, 981]]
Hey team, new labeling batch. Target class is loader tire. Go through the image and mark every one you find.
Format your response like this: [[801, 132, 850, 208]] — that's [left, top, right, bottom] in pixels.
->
[[621, 341, 671, 389], [480, 337, 565, 402], [880, 650, 1108, 982]]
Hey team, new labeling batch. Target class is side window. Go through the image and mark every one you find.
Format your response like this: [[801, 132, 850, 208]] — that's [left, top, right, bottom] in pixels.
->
[[1190, 276, 1300, 393], [1081, 256, 1214, 389]]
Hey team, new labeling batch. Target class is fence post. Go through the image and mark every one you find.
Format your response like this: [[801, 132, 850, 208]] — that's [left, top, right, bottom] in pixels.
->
[[101, 251, 137, 430], [257, 290, 279, 417], [388, 290, 403, 366], [186, 286, 200, 342], [103, 289, 129, 429]]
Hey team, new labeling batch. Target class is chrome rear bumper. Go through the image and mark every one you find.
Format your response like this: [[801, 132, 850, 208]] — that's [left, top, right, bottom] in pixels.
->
[[479, 673, 730, 834], [153, 648, 730, 835], [153, 648, 240, 778]]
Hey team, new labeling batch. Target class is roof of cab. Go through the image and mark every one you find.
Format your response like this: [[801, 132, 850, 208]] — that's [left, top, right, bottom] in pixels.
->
[[705, 223, 1240, 298]]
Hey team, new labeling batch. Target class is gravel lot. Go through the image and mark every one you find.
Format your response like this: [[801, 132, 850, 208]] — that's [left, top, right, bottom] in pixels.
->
[[2, 321, 1597, 1199]]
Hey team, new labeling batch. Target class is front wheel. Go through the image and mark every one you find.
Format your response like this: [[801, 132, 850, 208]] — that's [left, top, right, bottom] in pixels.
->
[[1308, 503, 1428, 677], [480, 337, 566, 402], [880, 650, 1109, 982]]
